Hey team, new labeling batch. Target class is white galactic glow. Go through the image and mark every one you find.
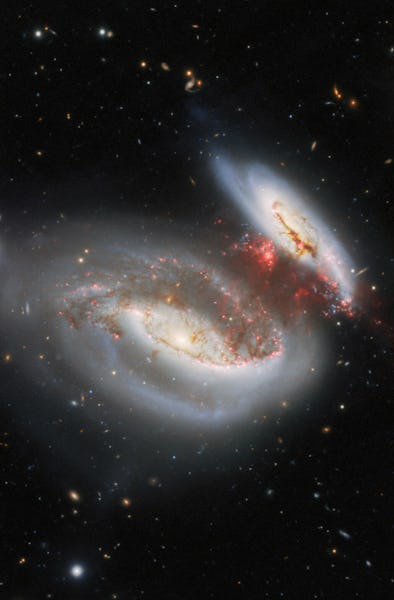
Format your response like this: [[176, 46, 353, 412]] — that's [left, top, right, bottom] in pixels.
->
[[70, 564, 84, 578], [214, 158, 355, 303], [1, 225, 321, 427]]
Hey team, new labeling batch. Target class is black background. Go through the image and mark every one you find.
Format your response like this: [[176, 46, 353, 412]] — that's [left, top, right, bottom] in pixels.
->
[[0, 2, 393, 599]]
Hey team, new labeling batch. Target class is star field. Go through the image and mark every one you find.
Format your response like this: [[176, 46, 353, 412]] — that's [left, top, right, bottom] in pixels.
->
[[0, 3, 393, 600]]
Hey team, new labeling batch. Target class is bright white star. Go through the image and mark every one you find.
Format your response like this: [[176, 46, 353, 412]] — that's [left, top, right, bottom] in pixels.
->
[[70, 564, 84, 578]]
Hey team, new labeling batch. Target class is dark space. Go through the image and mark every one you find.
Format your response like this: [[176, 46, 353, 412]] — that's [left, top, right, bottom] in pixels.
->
[[0, 3, 393, 599]]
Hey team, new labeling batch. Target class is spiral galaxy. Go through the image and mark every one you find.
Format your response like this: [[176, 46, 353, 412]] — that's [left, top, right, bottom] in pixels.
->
[[1, 161, 357, 426], [215, 159, 355, 303]]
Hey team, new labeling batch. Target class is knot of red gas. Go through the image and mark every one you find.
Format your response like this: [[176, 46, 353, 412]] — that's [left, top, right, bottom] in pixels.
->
[[229, 233, 353, 322]]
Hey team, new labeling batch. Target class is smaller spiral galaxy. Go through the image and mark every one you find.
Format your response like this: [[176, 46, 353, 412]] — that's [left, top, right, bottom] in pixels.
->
[[215, 158, 355, 305]]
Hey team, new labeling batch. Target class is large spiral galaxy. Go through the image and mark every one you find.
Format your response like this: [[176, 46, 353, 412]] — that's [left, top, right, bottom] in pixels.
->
[[1, 160, 357, 426]]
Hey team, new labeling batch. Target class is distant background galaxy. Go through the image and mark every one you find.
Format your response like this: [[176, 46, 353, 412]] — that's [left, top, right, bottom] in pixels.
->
[[0, 3, 393, 600]]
